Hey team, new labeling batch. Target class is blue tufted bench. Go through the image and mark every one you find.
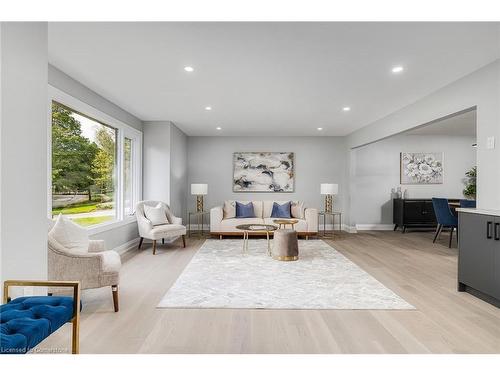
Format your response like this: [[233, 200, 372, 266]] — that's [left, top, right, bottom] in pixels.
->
[[1, 280, 81, 354]]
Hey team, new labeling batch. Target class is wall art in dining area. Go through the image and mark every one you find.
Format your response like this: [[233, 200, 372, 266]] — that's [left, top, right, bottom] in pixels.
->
[[400, 152, 443, 184]]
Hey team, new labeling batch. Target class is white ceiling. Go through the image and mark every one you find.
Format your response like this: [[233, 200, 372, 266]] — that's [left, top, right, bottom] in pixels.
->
[[48, 22, 500, 136], [406, 110, 477, 137]]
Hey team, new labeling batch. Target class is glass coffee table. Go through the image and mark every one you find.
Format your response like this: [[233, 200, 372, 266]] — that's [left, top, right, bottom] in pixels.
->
[[235, 224, 278, 256]]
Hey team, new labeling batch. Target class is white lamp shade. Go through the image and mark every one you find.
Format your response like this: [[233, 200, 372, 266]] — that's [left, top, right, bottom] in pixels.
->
[[321, 183, 338, 195], [191, 183, 208, 195]]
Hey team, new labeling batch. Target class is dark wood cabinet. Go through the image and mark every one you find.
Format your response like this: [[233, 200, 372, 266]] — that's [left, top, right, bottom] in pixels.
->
[[393, 199, 437, 232], [458, 211, 500, 307], [393, 198, 460, 232]]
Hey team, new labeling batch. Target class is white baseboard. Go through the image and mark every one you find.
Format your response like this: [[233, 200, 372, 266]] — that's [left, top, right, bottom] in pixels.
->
[[342, 224, 358, 233], [355, 224, 394, 231], [189, 224, 210, 231], [319, 223, 357, 233], [112, 237, 141, 255]]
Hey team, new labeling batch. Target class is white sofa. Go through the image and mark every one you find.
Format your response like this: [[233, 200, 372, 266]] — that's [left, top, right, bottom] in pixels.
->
[[210, 200, 318, 239]]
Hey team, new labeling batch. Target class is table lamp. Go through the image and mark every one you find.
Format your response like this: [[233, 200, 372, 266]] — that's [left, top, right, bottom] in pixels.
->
[[191, 184, 208, 212], [321, 183, 338, 213]]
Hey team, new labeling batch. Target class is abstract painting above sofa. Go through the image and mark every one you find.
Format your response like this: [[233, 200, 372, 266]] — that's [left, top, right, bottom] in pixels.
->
[[233, 152, 294, 192]]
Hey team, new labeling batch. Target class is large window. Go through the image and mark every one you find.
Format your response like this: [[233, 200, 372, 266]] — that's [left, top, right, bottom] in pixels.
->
[[51, 102, 117, 226], [49, 91, 142, 231]]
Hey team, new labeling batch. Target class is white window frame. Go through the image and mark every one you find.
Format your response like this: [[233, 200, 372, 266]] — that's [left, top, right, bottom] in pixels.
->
[[122, 133, 141, 217], [48, 86, 142, 235]]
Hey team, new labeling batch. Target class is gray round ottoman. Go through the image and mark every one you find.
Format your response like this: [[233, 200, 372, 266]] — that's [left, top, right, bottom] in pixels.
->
[[272, 229, 299, 261]]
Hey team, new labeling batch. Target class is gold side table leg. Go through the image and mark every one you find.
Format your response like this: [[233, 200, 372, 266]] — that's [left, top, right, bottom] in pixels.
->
[[340, 213, 342, 236], [332, 214, 335, 239]]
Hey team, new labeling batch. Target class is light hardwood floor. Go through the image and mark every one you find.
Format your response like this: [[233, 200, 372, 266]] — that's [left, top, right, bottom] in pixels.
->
[[40, 231, 500, 354]]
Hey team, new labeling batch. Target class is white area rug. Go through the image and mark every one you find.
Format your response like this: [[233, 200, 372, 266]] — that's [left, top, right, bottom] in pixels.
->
[[157, 239, 414, 310]]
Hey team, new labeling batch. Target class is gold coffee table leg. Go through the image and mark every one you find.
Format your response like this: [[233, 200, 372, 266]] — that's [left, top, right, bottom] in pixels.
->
[[266, 230, 271, 256], [246, 231, 249, 254], [242, 231, 245, 255], [242, 231, 248, 255]]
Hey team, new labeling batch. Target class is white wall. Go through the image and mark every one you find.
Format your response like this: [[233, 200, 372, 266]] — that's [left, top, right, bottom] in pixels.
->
[[348, 60, 500, 210], [48, 65, 143, 132], [1, 23, 48, 289], [169, 124, 188, 220], [187, 136, 347, 221], [48, 65, 143, 250], [351, 134, 476, 227], [143, 121, 172, 204], [142, 121, 189, 221]]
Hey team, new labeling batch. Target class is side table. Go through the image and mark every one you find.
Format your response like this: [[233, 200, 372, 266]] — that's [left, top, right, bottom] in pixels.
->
[[188, 211, 210, 237], [318, 211, 342, 238]]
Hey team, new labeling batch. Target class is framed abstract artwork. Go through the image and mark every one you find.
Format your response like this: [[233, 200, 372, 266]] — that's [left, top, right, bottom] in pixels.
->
[[233, 152, 294, 192], [400, 152, 444, 184]]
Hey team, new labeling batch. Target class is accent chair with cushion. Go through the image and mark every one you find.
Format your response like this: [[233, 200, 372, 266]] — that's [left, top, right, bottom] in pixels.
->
[[48, 215, 121, 312], [135, 200, 187, 255], [210, 200, 318, 239]]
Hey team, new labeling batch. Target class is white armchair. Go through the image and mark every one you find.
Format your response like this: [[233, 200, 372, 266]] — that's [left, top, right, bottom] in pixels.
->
[[135, 200, 187, 255], [48, 220, 121, 312]]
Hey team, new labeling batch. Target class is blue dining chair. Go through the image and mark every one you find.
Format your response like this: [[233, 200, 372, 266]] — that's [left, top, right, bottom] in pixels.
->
[[432, 198, 458, 248], [459, 199, 476, 208]]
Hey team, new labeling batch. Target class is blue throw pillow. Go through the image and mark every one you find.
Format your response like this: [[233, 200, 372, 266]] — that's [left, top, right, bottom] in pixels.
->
[[235, 202, 255, 218], [271, 201, 291, 218]]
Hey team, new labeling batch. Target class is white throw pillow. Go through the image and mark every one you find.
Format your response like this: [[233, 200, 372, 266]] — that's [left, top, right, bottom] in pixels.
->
[[291, 201, 305, 219], [223, 200, 236, 219], [48, 214, 89, 254], [144, 203, 169, 226]]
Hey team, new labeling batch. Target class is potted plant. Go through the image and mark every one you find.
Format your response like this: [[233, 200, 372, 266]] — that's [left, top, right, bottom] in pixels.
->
[[463, 166, 476, 199]]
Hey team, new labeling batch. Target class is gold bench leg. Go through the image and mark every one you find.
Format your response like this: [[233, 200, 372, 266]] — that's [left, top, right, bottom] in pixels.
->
[[72, 282, 81, 354], [71, 316, 80, 354]]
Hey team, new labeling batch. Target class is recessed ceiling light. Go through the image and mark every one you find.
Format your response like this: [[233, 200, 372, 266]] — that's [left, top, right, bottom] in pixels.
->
[[184, 66, 194, 72], [205, 106, 212, 111], [342, 107, 351, 112], [391, 66, 404, 73], [216, 126, 222, 130], [317, 127, 323, 131]]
